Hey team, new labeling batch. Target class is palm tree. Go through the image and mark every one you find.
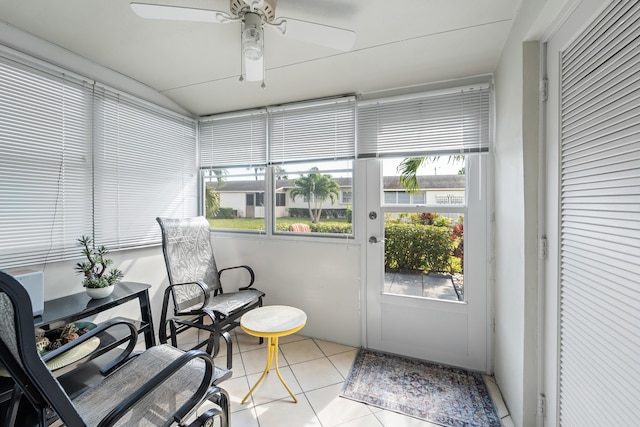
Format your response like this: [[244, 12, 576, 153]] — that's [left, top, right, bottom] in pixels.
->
[[397, 155, 464, 192], [290, 168, 341, 223]]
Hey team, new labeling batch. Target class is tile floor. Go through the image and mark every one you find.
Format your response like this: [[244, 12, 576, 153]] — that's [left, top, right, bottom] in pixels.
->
[[186, 329, 514, 427]]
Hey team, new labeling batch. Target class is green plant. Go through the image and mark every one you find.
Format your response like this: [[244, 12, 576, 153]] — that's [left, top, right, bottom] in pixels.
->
[[205, 185, 221, 219], [214, 207, 235, 219], [384, 223, 452, 272], [75, 236, 123, 288]]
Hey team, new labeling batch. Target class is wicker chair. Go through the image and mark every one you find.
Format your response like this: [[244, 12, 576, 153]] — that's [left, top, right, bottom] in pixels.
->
[[156, 216, 265, 369], [0, 270, 229, 427]]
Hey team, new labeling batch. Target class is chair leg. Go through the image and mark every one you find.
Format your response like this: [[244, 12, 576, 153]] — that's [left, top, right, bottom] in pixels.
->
[[169, 319, 179, 348], [188, 407, 225, 427], [211, 387, 230, 427], [206, 329, 233, 370]]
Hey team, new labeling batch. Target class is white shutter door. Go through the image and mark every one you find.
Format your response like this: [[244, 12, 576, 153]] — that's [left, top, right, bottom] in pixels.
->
[[559, 0, 640, 425]]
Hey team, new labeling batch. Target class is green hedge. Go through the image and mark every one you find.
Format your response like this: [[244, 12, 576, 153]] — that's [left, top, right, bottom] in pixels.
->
[[288, 208, 348, 219], [309, 223, 352, 234], [274, 222, 352, 234], [384, 223, 452, 272]]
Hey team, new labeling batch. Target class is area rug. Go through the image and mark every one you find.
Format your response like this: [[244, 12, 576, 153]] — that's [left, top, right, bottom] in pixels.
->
[[340, 349, 501, 427]]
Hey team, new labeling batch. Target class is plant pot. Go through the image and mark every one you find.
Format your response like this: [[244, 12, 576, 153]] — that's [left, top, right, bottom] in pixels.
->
[[85, 285, 114, 299]]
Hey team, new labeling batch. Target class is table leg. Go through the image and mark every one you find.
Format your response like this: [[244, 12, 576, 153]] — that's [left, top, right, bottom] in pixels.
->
[[241, 336, 298, 404], [272, 336, 297, 403], [241, 336, 276, 404]]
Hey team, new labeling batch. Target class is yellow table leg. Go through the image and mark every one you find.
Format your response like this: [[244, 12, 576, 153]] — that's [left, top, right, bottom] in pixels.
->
[[241, 336, 298, 404]]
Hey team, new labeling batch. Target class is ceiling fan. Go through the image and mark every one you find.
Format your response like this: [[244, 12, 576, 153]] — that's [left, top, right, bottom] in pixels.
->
[[130, 0, 356, 86]]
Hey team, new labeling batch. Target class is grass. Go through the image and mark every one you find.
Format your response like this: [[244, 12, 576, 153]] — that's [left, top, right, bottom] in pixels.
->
[[207, 217, 349, 230]]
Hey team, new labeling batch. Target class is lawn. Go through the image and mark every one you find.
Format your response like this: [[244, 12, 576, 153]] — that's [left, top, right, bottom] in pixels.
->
[[207, 217, 349, 231]]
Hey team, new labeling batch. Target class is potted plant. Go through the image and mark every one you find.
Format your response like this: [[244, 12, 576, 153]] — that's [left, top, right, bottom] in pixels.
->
[[75, 235, 123, 299]]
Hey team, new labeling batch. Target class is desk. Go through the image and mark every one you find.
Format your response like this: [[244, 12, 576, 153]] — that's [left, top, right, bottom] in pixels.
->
[[0, 282, 156, 406], [240, 305, 306, 404]]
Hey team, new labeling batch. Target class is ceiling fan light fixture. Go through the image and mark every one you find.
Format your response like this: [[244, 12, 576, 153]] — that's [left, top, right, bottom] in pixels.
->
[[242, 12, 264, 82]]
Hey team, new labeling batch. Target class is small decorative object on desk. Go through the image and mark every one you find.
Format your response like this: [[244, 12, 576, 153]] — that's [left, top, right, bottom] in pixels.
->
[[75, 235, 123, 299]]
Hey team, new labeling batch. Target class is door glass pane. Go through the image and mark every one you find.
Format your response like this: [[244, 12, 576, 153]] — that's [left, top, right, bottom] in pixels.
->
[[384, 212, 464, 301], [381, 155, 466, 301]]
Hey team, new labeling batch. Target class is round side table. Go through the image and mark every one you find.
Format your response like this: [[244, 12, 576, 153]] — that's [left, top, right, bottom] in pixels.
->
[[240, 305, 307, 404]]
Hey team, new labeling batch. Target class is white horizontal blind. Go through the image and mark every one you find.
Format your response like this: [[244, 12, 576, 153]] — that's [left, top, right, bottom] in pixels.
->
[[199, 110, 267, 168], [94, 88, 197, 249], [358, 86, 490, 157], [269, 97, 356, 164], [0, 57, 92, 268], [559, 1, 640, 425]]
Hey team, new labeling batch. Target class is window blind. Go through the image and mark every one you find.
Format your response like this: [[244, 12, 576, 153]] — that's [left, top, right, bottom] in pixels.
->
[[93, 88, 197, 249], [559, 1, 640, 425], [199, 110, 267, 168], [358, 85, 490, 158], [269, 97, 356, 164], [0, 57, 92, 268]]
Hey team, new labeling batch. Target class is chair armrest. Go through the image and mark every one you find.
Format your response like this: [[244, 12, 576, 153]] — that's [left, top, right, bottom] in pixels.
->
[[42, 319, 139, 376], [219, 265, 255, 290], [97, 349, 215, 427], [170, 280, 211, 313]]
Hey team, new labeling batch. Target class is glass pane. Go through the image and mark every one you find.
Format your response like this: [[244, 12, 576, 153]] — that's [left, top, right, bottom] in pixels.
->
[[274, 159, 353, 235], [203, 166, 266, 232], [384, 212, 464, 301], [382, 156, 466, 206]]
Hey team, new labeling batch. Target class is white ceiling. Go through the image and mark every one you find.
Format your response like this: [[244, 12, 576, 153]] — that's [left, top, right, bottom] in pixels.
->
[[0, 0, 519, 116]]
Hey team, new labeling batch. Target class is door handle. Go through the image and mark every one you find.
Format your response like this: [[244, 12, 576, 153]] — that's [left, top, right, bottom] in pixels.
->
[[368, 236, 385, 245]]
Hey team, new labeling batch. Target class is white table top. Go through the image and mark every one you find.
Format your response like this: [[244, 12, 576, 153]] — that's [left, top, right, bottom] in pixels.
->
[[240, 305, 307, 335]]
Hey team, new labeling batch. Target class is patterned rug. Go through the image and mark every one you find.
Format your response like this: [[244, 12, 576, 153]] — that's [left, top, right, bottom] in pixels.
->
[[340, 349, 501, 427]]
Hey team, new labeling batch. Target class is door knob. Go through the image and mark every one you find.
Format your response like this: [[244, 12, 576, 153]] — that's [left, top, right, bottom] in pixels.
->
[[369, 236, 385, 244]]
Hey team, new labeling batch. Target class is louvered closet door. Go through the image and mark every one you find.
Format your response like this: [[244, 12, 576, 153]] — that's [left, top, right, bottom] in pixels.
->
[[559, 0, 640, 425]]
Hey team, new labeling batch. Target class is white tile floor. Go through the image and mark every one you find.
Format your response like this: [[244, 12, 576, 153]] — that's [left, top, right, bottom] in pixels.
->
[[185, 329, 514, 427]]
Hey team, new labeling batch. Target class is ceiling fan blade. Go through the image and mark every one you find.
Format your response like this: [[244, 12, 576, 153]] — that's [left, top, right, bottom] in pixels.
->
[[271, 17, 355, 51], [130, 3, 236, 24]]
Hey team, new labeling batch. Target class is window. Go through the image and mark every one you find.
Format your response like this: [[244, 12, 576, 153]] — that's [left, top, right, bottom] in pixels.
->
[[93, 88, 197, 249], [277, 160, 353, 232], [200, 97, 355, 237], [199, 110, 267, 232], [0, 50, 197, 268], [0, 56, 92, 268], [383, 191, 428, 204], [435, 194, 465, 205], [203, 166, 266, 231], [341, 191, 353, 204], [269, 97, 355, 235]]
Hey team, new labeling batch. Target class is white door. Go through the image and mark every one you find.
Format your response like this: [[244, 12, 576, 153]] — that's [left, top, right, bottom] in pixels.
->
[[544, 0, 639, 425], [362, 155, 491, 371]]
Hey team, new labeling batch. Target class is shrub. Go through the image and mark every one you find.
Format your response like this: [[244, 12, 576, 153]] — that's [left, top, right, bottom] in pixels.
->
[[310, 223, 352, 234], [384, 223, 452, 272], [288, 208, 348, 219], [214, 208, 234, 219], [346, 205, 352, 223]]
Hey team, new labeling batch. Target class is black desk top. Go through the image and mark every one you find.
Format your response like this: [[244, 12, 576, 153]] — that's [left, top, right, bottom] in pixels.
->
[[34, 282, 151, 327]]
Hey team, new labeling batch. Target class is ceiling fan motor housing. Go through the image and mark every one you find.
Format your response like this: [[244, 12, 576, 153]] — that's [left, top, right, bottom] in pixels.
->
[[230, 0, 276, 22]]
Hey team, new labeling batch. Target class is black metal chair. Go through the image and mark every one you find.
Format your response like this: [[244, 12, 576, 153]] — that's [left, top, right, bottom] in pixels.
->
[[0, 270, 229, 427], [156, 216, 265, 369]]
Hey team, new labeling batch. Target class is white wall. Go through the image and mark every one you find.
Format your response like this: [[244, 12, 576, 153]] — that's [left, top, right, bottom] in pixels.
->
[[20, 234, 362, 349], [15, 246, 169, 336], [210, 234, 361, 346]]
